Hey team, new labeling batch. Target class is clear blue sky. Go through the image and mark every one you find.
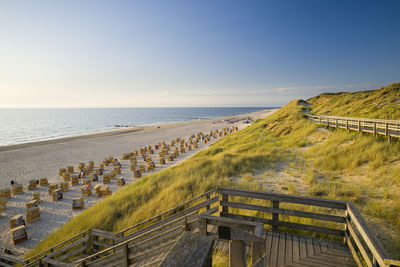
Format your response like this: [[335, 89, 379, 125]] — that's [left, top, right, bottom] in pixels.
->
[[0, 0, 399, 107]]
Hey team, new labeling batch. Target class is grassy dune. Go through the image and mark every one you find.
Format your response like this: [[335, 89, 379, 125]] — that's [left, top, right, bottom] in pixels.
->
[[29, 83, 400, 258]]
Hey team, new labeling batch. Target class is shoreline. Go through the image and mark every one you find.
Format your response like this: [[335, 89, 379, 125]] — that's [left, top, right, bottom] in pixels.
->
[[0, 108, 278, 254], [0, 108, 276, 152]]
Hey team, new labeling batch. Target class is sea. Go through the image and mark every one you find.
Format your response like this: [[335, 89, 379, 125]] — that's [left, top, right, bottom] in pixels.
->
[[0, 107, 273, 146]]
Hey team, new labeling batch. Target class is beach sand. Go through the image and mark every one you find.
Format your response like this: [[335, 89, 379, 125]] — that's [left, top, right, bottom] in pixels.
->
[[0, 109, 276, 255]]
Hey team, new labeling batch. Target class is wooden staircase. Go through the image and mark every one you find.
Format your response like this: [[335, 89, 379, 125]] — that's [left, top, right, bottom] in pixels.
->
[[2, 187, 400, 267]]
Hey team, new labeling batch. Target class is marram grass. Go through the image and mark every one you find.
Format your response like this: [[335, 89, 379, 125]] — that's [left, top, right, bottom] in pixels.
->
[[29, 83, 400, 258]]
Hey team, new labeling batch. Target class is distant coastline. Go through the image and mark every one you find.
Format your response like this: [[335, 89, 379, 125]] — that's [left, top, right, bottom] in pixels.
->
[[0, 107, 278, 152], [0, 107, 277, 147]]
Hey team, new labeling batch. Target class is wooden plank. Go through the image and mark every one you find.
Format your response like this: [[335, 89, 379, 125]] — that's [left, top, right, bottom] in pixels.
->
[[56, 245, 88, 262], [92, 240, 113, 248], [221, 200, 346, 223], [320, 238, 328, 252], [159, 232, 214, 267], [305, 237, 314, 257], [219, 188, 347, 209], [199, 214, 259, 231], [292, 234, 300, 263], [277, 232, 286, 267], [285, 232, 293, 264], [221, 212, 273, 225], [221, 212, 344, 236], [91, 229, 118, 240], [265, 232, 273, 265], [312, 237, 321, 255], [269, 232, 279, 267], [47, 235, 89, 258], [299, 236, 307, 259], [346, 203, 387, 266], [276, 220, 345, 236]]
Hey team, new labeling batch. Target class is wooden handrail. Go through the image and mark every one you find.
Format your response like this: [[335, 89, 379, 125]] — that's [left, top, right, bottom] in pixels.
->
[[117, 187, 218, 237], [306, 114, 400, 124], [346, 202, 390, 267]]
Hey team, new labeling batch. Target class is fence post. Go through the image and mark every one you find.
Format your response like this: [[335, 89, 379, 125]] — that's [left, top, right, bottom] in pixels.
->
[[346, 120, 349, 131], [221, 194, 228, 215], [206, 194, 210, 210], [373, 122, 377, 137], [123, 243, 129, 267], [272, 200, 279, 232], [358, 120, 361, 133], [385, 123, 389, 137], [336, 119, 338, 128]]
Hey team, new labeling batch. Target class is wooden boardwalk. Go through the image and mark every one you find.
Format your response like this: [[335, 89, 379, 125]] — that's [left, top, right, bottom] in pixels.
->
[[263, 231, 356, 267], [306, 114, 400, 142]]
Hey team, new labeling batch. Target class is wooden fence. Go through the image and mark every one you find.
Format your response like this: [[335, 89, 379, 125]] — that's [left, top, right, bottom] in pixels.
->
[[306, 114, 400, 142], [2, 187, 400, 266]]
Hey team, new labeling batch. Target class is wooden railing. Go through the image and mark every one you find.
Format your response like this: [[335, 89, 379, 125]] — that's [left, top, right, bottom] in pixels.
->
[[3, 187, 400, 266], [75, 193, 220, 266], [116, 188, 219, 240], [306, 114, 400, 142], [218, 187, 400, 267], [23, 229, 117, 266]]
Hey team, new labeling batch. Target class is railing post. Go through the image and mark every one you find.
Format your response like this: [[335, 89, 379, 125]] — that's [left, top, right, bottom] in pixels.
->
[[346, 120, 349, 131], [385, 123, 389, 137], [373, 122, 377, 137], [358, 120, 361, 133], [123, 243, 129, 267], [221, 194, 228, 215], [272, 200, 279, 232], [229, 240, 246, 267], [336, 119, 338, 128], [206, 194, 210, 210], [92, 231, 99, 252]]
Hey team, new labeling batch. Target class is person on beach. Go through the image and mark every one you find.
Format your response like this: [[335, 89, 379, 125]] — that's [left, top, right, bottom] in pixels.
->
[[10, 180, 15, 186]]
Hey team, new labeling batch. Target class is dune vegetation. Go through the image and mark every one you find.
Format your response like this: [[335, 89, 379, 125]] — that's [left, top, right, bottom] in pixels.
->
[[29, 83, 400, 259]]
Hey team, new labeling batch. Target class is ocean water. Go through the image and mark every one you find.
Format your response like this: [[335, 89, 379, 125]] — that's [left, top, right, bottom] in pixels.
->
[[0, 107, 272, 146]]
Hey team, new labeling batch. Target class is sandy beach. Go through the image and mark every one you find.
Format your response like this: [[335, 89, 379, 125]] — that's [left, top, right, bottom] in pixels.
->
[[0, 109, 276, 255]]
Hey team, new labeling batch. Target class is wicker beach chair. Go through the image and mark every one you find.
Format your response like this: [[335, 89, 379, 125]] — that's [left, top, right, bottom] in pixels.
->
[[39, 178, 49, 187], [0, 188, 12, 198], [81, 184, 92, 197], [28, 180, 37, 190], [52, 189, 63, 201], [48, 184, 58, 195], [72, 198, 84, 209], [33, 192, 40, 203], [26, 207, 40, 223], [103, 174, 111, 184], [12, 184, 23, 195], [11, 225, 28, 244]]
